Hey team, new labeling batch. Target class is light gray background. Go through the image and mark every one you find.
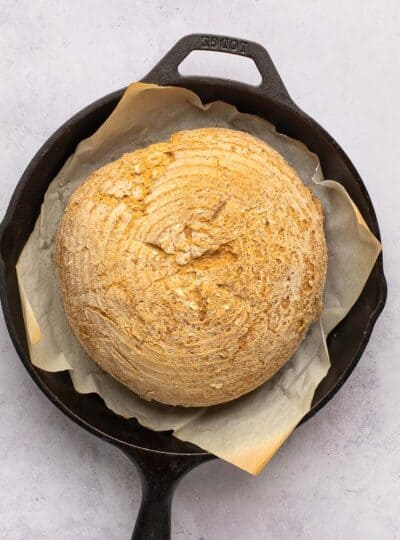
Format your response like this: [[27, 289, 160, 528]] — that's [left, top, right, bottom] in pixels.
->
[[1, 1, 399, 539]]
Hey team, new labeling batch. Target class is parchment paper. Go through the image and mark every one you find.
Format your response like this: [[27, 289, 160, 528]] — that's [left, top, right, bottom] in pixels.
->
[[16, 83, 381, 474]]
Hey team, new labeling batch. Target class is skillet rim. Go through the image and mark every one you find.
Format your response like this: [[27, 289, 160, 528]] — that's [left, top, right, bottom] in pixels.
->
[[0, 81, 387, 456]]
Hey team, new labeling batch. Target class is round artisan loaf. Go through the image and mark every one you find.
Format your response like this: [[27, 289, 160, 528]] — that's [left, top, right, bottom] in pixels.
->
[[55, 127, 327, 407]]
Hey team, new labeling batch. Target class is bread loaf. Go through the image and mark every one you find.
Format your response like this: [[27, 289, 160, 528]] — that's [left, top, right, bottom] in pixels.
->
[[55, 127, 327, 407]]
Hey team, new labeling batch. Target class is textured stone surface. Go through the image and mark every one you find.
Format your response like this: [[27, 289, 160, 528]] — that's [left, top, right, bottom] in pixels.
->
[[0, 1, 399, 538]]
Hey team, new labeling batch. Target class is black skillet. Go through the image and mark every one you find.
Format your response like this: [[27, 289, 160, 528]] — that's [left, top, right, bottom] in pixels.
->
[[0, 34, 387, 539]]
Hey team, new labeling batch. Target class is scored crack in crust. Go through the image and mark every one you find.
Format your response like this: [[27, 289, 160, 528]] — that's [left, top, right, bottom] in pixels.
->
[[55, 127, 327, 407]]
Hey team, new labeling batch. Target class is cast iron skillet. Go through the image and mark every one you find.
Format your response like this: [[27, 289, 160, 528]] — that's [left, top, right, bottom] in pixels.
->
[[0, 34, 387, 539]]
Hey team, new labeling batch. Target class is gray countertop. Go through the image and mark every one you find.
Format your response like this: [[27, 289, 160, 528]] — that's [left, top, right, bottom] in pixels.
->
[[1, 1, 399, 539]]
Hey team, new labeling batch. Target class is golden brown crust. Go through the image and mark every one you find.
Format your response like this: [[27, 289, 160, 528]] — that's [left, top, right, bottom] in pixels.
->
[[55, 128, 327, 407]]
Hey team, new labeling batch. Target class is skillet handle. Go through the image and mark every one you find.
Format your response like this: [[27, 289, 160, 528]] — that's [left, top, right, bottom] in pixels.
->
[[121, 446, 212, 540], [143, 33, 295, 107]]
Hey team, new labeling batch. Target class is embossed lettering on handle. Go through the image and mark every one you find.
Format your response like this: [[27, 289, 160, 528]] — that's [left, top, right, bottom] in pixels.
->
[[200, 35, 248, 55]]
